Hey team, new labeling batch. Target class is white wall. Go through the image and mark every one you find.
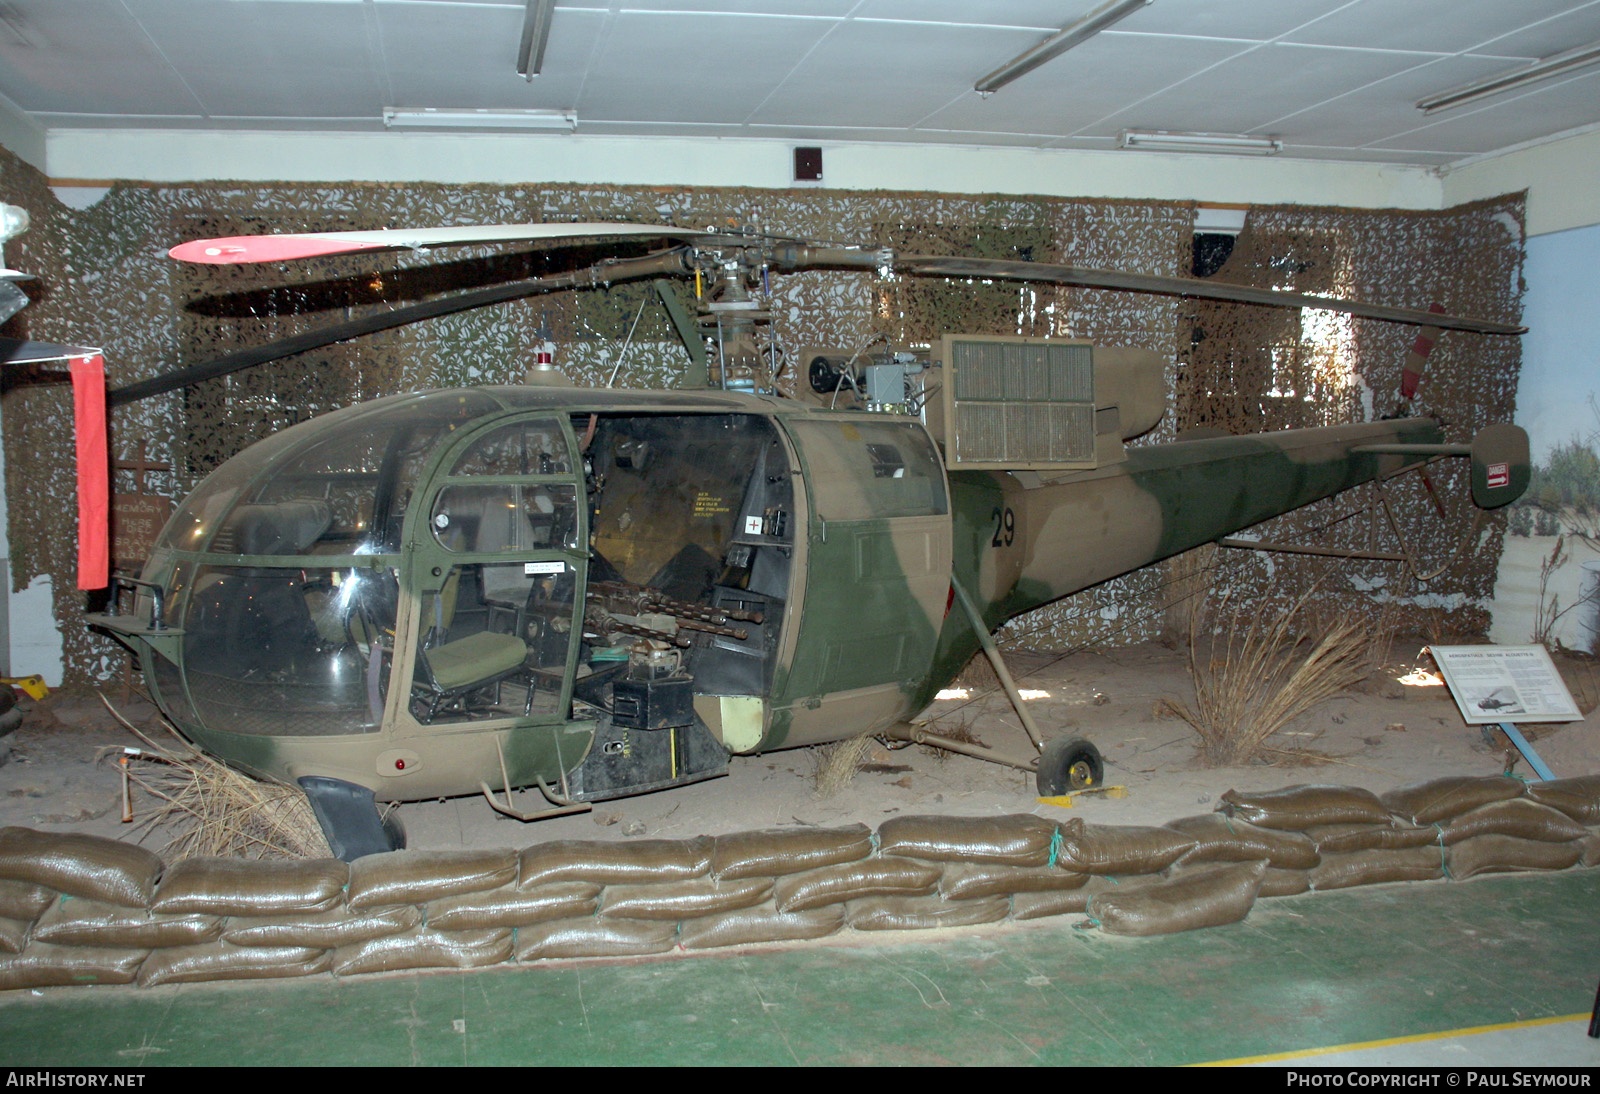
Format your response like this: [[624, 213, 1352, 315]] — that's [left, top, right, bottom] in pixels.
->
[[41, 128, 1446, 212], [1443, 125, 1600, 238]]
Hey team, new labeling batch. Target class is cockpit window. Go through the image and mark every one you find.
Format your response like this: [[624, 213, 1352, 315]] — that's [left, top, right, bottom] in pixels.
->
[[431, 484, 580, 552], [450, 421, 573, 476], [787, 419, 948, 521]]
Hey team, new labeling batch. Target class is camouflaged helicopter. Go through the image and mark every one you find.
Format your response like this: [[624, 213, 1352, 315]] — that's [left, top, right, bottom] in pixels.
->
[[88, 222, 1530, 860]]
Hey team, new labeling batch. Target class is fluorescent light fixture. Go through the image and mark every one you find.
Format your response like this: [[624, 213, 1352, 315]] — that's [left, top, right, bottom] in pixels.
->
[[1417, 39, 1600, 114], [382, 108, 576, 131], [517, 0, 557, 80], [1118, 129, 1282, 156], [975, 0, 1151, 94]]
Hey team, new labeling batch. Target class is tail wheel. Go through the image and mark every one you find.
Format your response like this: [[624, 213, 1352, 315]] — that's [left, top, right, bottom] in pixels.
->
[[1036, 737, 1105, 797]]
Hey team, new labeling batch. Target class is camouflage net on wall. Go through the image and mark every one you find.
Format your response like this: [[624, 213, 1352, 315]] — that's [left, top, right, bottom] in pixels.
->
[[0, 774, 1592, 988], [0, 146, 1523, 682]]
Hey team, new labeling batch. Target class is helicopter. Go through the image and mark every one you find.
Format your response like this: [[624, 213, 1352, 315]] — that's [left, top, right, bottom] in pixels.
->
[[86, 220, 1530, 861]]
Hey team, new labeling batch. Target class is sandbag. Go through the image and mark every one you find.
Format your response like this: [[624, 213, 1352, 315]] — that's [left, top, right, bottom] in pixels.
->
[[32, 897, 221, 949], [1309, 846, 1445, 890], [1306, 822, 1439, 855], [1258, 868, 1312, 898], [1010, 888, 1096, 921], [1436, 799, 1587, 846], [223, 905, 421, 949], [772, 859, 941, 913], [426, 883, 599, 931], [678, 905, 846, 950], [1218, 785, 1391, 830], [938, 863, 1089, 901], [0, 828, 163, 908], [1088, 862, 1264, 937], [334, 926, 514, 976], [1525, 775, 1600, 824], [137, 943, 331, 987], [1381, 775, 1527, 825], [877, 814, 1056, 867], [1165, 814, 1320, 869], [1055, 818, 1194, 875], [1580, 831, 1600, 868], [515, 917, 678, 961], [711, 825, 872, 880], [846, 893, 1009, 932], [0, 918, 26, 954], [599, 877, 772, 921], [518, 837, 713, 889], [347, 849, 517, 910], [1009, 875, 1156, 921], [0, 943, 147, 989], [152, 857, 349, 917], [1447, 835, 1583, 880], [0, 881, 55, 923]]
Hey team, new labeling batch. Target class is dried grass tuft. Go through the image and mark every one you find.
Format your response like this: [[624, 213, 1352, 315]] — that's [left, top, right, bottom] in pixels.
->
[[953, 651, 1000, 693], [101, 696, 330, 862], [1163, 593, 1370, 767], [811, 733, 875, 799]]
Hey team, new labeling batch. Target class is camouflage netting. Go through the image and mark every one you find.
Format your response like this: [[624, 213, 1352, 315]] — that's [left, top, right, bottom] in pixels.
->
[[0, 146, 1523, 682], [0, 773, 1592, 989], [1158, 197, 1526, 644]]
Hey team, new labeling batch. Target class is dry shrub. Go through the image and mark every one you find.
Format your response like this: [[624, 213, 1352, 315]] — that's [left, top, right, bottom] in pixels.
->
[[1164, 594, 1369, 767], [811, 733, 874, 798], [102, 697, 330, 861], [953, 651, 1000, 693]]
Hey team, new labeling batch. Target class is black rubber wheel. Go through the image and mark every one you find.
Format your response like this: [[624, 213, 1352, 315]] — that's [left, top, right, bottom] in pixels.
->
[[380, 810, 407, 852], [1035, 737, 1105, 797], [0, 689, 21, 738]]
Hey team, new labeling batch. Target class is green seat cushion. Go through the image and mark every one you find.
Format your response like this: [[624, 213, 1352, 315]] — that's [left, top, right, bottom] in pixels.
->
[[426, 632, 528, 691]]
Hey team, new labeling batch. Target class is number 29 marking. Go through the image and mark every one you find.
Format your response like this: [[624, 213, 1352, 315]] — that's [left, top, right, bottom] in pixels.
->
[[990, 506, 1015, 548]]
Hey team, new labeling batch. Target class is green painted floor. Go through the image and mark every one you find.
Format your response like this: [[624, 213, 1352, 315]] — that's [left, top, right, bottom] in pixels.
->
[[0, 869, 1595, 1067]]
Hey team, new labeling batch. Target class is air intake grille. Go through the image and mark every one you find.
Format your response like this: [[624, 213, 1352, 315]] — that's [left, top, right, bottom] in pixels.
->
[[945, 339, 1096, 467]]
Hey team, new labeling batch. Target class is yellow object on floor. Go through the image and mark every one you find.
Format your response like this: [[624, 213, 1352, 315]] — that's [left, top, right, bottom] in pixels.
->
[[2, 676, 48, 700], [1037, 785, 1127, 808]]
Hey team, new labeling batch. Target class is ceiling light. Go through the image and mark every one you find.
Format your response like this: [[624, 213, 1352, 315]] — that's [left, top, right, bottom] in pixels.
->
[[975, 0, 1151, 94], [1417, 39, 1600, 114], [382, 108, 576, 131], [1118, 129, 1282, 155], [517, 0, 557, 80]]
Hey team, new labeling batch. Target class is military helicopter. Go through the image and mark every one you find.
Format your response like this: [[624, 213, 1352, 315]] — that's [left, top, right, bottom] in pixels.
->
[[88, 220, 1530, 860]]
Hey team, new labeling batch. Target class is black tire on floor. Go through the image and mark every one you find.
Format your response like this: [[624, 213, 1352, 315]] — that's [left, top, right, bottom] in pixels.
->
[[0, 688, 20, 737], [1035, 737, 1105, 797], [381, 810, 407, 852]]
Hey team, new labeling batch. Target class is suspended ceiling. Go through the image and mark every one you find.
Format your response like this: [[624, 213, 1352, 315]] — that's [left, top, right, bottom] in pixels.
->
[[1, 0, 1598, 167]]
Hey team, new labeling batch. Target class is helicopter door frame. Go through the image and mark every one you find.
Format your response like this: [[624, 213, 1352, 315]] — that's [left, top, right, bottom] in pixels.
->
[[385, 410, 591, 741]]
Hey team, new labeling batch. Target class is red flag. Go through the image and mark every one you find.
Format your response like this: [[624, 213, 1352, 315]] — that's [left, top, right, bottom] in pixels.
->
[[70, 354, 109, 590]]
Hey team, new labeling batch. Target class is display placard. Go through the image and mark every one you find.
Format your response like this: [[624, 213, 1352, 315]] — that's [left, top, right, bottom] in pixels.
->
[[1427, 644, 1582, 725]]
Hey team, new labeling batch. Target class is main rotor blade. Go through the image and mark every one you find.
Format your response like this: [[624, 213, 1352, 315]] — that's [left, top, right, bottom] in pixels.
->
[[111, 250, 687, 405], [895, 255, 1525, 336], [170, 221, 703, 265]]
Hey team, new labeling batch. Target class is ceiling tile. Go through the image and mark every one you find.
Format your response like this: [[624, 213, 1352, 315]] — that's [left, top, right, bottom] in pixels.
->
[[1094, 40, 1441, 136], [575, 10, 838, 123], [920, 33, 1250, 138], [125, 0, 384, 118], [0, 0, 201, 116], [1281, 0, 1588, 55], [750, 19, 1050, 128], [374, 2, 600, 108], [1374, 67, 1600, 154]]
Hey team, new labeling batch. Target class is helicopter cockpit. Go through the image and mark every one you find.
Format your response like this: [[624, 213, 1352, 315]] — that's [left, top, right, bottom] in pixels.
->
[[113, 386, 804, 816]]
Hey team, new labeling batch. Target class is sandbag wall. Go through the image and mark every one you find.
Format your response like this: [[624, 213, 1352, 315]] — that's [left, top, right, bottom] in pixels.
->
[[0, 774, 1595, 990]]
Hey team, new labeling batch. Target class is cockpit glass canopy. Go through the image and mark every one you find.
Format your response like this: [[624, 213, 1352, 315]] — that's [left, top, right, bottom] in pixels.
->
[[156, 392, 502, 558]]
